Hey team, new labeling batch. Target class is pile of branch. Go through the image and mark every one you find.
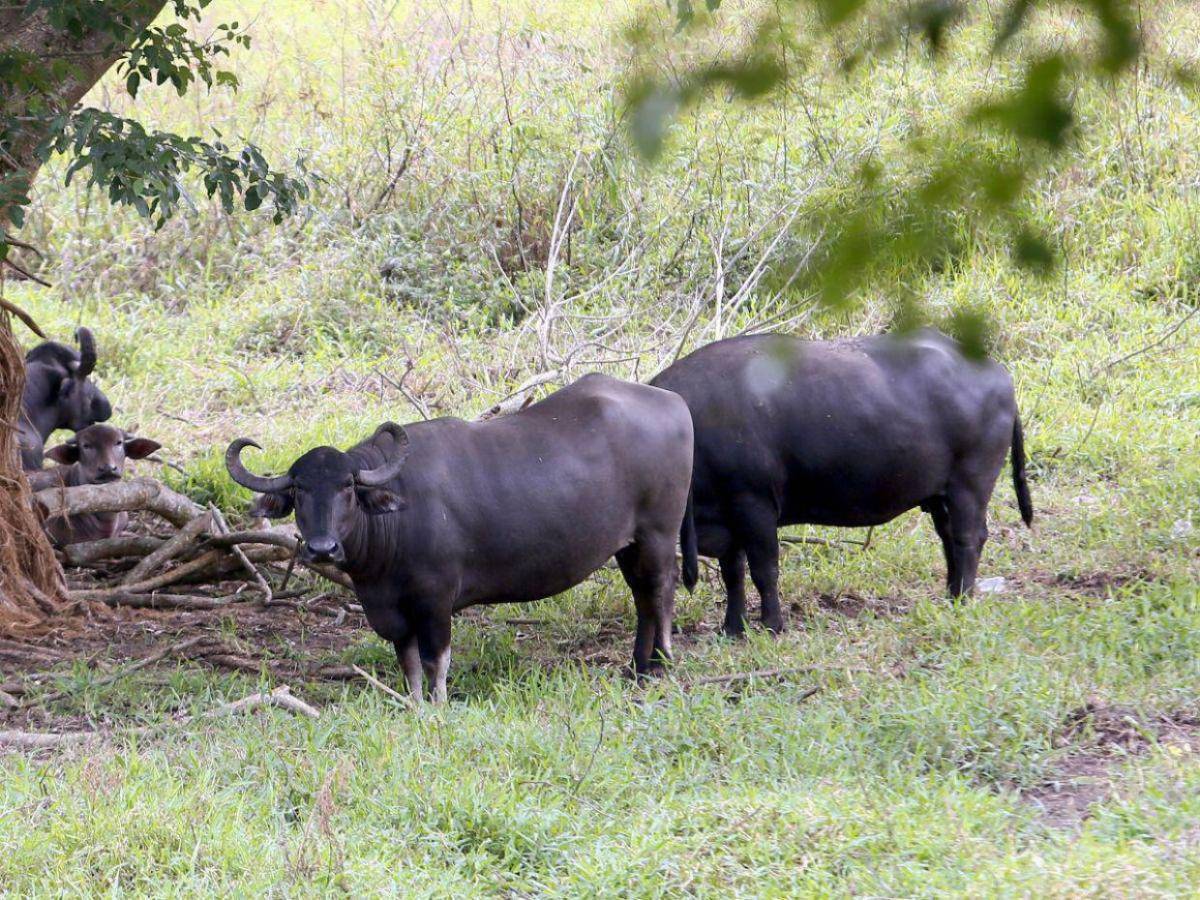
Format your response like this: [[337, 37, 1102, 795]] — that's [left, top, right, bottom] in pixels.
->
[[30, 477, 352, 610]]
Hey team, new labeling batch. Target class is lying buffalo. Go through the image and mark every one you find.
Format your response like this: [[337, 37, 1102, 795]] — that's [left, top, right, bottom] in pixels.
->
[[226, 374, 694, 701], [30, 424, 161, 545], [651, 329, 1033, 636], [19, 328, 112, 470]]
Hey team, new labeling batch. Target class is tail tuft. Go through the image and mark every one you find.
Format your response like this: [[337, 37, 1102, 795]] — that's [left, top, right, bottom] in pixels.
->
[[1011, 413, 1034, 527]]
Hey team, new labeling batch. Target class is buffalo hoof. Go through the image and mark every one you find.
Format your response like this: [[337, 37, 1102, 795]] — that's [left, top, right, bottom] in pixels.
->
[[762, 616, 786, 635]]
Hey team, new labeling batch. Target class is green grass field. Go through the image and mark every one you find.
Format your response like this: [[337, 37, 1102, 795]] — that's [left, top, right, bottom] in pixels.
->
[[2, 0, 1199, 894]]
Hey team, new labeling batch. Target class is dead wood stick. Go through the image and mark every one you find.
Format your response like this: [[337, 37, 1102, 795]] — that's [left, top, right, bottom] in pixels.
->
[[122, 511, 212, 586], [0, 689, 18, 709], [2, 687, 319, 751], [780, 535, 869, 549], [34, 478, 203, 528], [30, 635, 207, 707], [0, 637, 68, 662], [208, 503, 273, 604], [207, 530, 355, 591], [476, 368, 562, 420], [61, 536, 164, 566], [208, 530, 298, 550], [69, 550, 224, 601], [686, 665, 867, 688], [102, 593, 232, 611], [352, 664, 414, 707], [0, 730, 96, 749], [196, 685, 319, 720]]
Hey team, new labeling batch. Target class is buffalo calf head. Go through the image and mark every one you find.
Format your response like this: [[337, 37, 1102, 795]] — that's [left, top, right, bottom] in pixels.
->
[[45, 424, 161, 484]]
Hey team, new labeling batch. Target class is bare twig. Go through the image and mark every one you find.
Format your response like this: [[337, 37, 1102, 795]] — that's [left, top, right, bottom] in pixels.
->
[[352, 664, 414, 707], [208, 503, 273, 605], [685, 664, 868, 688], [197, 685, 320, 720]]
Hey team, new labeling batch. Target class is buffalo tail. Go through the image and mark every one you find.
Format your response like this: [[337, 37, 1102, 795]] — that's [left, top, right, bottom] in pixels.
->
[[680, 484, 699, 592], [1012, 413, 1034, 526]]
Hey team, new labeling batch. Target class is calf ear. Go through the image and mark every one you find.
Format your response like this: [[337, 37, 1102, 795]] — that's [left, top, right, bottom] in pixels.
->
[[357, 487, 405, 515], [249, 491, 294, 519], [45, 442, 79, 465], [123, 437, 163, 460]]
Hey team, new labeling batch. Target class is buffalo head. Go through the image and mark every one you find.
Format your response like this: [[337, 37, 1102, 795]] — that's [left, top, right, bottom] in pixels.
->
[[225, 422, 410, 565], [54, 328, 112, 432], [45, 424, 161, 484]]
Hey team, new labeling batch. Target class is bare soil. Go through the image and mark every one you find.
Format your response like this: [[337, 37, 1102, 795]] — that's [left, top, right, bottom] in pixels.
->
[[1019, 701, 1200, 830]]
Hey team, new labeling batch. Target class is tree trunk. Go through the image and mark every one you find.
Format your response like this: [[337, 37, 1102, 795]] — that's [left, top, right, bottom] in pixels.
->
[[0, 2, 170, 629]]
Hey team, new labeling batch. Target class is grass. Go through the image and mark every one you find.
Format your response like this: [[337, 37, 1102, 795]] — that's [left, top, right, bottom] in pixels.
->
[[2, 0, 1199, 894]]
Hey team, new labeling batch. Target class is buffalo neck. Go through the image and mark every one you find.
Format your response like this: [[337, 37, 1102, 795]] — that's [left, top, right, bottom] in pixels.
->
[[20, 366, 63, 440]]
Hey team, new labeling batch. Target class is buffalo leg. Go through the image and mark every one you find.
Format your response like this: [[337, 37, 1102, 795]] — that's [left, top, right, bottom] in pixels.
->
[[718, 550, 747, 638], [946, 488, 985, 596], [745, 539, 785, 633], [923, 497, 959, 594], [395, 638, 423, 702], [415, 615, 453, 704], [616, 539, 676, 675]]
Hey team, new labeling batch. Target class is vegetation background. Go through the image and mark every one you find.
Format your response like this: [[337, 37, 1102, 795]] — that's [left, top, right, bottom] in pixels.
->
[[2, 0, 1198, 893]]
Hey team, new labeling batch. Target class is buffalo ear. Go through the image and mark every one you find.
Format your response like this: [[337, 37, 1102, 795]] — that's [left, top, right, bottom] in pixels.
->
[[124, 437, 162, 460], [357, 487, 405, 515], [249, 491, 294, 519], [45, 441, 79, 465]]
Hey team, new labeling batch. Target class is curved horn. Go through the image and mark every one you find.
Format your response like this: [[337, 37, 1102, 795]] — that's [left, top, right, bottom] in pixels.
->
[[225, 438, 293, 493], [74, 327, 97, 378], [355, 422, 411, 487]]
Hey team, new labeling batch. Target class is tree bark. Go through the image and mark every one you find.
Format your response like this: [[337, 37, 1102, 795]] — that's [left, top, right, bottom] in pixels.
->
[[0, 2, 171, 629]]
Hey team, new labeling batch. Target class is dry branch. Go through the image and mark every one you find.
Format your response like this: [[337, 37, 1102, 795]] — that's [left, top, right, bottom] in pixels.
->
[[352, 664, 414, 707], [197, 685, 319, 719], [102, 593, 232, 611], [122, 511, 211, 585], [34, 477, 203, 528], [685, 664, 869, 688], [0, 730, 95, 749], [61, 535, 164, 566]]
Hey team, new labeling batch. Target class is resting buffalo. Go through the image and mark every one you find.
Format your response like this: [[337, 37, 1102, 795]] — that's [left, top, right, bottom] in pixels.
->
[[30, 424, 161, 546], [651, 329, 1033, 636], [19, 328, 112, 470], [226, 374, 694, 701]]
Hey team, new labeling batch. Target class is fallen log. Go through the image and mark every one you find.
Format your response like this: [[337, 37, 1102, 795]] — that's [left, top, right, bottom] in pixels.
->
[[61, 536, 164, 566], [34, 477, 203, 528], [102, 593, 233, 611]]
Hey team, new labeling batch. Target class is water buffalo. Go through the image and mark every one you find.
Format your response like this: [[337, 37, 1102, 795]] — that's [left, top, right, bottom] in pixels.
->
[[651, 329, 1033, 636], [30, 424, 162, 545], [19, 328, 113, 470], [225, 373, 694, 701]]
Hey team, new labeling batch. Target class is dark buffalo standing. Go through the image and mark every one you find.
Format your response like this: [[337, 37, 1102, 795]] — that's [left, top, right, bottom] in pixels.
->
[[19, 328, 113, 470], [225, 374, 694, 701], [30, 424, 161, 545], [652, 330, 1033, 636]]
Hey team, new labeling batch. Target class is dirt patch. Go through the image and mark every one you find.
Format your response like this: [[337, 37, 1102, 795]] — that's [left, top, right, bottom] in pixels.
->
[[814, 592, 911, 619], [0, 590, 372, 731], [1031, 568, 1158, 596], [1019, 701, 1200, 829]]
